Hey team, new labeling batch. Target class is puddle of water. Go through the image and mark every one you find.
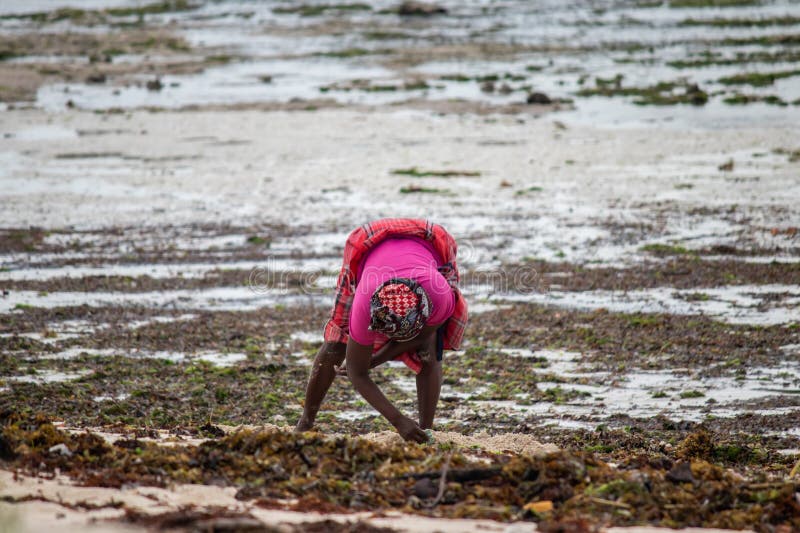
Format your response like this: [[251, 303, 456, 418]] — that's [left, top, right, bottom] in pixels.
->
[[289, 351, 313, 366], [12, 125, 78, 141], [128, 314, 198, 329], [4, 369, 92, 384], [0, 331, 81, 345], [93, 393, 130, 402], [335, 410, 373, 422], [37, 346, 247, 366], [290, 331, 320, 344], [492, 284, 800, 326], [1, 287, 327, 313], [445, 346, 800, 429], [1, 257, 338, 281], [11, 0, 799, 128]]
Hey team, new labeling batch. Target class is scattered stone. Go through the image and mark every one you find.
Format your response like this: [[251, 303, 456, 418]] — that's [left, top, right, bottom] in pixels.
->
[[718, 159, 734, 171], [86, 73, 107, 84], [499, 83, 513, 95], [480, 80, 495, 93], [412, 477, 438, 498], [146, 78, 163, 91], [397, 1, 447, 16], [527, 92, 552, 105], [686, 83, 709, 105], [48, 443, 72, 457], [665, 461, 695, 483]]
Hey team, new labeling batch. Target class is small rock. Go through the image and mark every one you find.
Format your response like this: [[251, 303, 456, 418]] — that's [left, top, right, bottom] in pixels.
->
[[146, 78, 163, 91], [686, 83, 708, 106], [199, 423, 225, 438], [397, 1, 447, 16], [86, 73, 107, 84], [498, 83, 513, 95], [480, 80, 495, 93], [527, 92, 552, 105], [412, 477, 438, 499], [2, 290, 9, 297], [48, 443, 72, 457], [259, 75, 273, 84], [665, 461, 695, 483], [718, 159, 734, 172]]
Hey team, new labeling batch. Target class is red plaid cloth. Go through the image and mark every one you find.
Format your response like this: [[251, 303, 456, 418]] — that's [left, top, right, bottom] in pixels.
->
[[323, 218, 468, 373]]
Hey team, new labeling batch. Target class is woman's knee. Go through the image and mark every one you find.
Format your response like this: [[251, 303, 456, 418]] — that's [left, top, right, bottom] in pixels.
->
[[317, 342, 346, 366]]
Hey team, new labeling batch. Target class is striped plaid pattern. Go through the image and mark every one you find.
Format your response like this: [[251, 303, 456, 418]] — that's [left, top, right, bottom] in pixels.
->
[[323, 218, 468, 373]]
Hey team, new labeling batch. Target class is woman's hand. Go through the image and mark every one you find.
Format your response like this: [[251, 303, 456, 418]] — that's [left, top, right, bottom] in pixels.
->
[[394, 415, 428, 443]]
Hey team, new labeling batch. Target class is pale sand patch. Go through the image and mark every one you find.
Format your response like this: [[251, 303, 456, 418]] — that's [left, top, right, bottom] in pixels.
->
[[0, 469, 753, 533], [363, 429, 559, 457], [68, 422, 558, 457]]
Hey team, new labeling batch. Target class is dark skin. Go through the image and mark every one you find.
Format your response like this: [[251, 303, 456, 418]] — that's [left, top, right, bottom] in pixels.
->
[[295, 324, 441, 444]]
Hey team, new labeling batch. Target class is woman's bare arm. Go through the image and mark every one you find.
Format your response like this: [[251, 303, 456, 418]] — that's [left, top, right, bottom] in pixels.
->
[[369, 324, 438, 368], [346, 338, 428, 443]]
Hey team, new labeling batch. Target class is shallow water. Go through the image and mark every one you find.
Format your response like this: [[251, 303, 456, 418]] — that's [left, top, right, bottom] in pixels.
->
[[410, 347, 800, 429], [1, 287, 327, 312], [491, 283, 800, 326], [5, 0, 800, 127]]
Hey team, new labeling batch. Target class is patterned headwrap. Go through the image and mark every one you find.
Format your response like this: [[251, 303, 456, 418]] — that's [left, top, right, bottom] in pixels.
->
[[369, 278, 430, 341]]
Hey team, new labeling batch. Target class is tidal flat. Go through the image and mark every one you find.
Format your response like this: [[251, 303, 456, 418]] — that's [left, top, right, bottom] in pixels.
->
[[1, 0, 800, 531]]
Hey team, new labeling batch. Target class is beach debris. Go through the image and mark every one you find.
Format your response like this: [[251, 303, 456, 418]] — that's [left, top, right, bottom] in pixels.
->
[[718, 158, 734, 171], [3, 413, 800, 530], [397, 1, 447, 16], [524, 500, 554, 514]]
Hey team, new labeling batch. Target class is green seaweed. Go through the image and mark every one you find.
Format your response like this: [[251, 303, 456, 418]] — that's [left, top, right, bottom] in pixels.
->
[[723, 93, 789, 106], [398, 186, 450, 194], [668, 51, 800, 68], [639, 243, 692, 255], [718, 69, 800, 87], [392, 167, 480, 178], [273, 3, 371, 16], [679, 16, 800, 27], [577, 80, 708, 106], [669, 0, 761, 7]]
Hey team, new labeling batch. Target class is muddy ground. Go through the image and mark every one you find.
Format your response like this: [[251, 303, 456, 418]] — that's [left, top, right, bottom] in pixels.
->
[[1, 220, 799, 531], [2, 0, 800, 531]]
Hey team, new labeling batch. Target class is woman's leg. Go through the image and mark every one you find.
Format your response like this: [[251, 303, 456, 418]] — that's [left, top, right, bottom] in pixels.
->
[[295, 341, 346, 431], [416, 333, 443, 430]]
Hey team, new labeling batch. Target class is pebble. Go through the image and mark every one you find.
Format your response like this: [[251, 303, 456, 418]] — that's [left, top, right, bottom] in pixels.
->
[[48, 443, 72, 457]]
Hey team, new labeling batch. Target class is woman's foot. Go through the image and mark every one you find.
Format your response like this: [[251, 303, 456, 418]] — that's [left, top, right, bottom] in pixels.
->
[[295, 416, 313, 432]]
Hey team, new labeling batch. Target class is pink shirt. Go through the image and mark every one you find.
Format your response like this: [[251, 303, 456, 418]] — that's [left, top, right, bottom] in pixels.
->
[[348, 237, 455, 346]]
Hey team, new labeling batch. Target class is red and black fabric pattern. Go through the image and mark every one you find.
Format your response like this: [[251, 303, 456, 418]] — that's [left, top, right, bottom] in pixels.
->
[[322, 218, 468, 373], [368, 278, 431, 341]]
